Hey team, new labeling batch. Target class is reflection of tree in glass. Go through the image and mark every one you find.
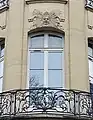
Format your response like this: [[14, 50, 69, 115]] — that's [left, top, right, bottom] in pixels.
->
[[29, 76, 43, 88], [29, 76, 43, 106]]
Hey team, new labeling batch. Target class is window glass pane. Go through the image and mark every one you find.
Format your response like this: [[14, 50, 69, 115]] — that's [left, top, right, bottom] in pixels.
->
[[48, 70, 62, 87], [0, 43, 4, 58], [30, 35, 44, 48], [1, 48, 4, 57], [89, 59, 93, 77], [48, 35, 63, 48], [29, 70, 44, 87], [48, 52, 63, 69], [0, 77, 3, 93], [0, 60, 4, 77], [90, 83, 93, 93], [89, 76, 93, 84], [30, 52, 44, 69], [88, 47, 93, 57]]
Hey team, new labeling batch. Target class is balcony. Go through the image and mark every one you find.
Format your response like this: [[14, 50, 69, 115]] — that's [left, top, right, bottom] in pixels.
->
[[0, 88, 93, 119]]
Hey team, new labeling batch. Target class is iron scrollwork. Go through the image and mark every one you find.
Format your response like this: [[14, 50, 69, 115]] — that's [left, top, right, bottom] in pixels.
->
[[0, 88, 93, 118]]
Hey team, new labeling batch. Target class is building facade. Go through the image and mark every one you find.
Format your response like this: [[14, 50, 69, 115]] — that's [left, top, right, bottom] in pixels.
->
[[0, 0, 93, 119]]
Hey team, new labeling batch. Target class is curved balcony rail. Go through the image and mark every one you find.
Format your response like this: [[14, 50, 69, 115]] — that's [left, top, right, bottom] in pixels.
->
[[0, 88, 93, 118]]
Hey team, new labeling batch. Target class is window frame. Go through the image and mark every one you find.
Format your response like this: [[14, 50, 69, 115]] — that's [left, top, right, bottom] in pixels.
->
[[27, 32, 65, 88], [0, 40, 5, 93], [88, 39, 93, 86]]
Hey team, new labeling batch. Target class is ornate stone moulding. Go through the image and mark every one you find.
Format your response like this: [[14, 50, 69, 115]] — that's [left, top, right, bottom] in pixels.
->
[[28, 9, 65, 31], [88, 25, 93, 30], [85, 0, 93, 10], [0, 0, 9, 12], [25, 0, 68, 4]]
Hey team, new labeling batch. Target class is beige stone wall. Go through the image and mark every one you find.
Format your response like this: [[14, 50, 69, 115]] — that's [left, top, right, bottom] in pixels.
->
[[0, 0, 92, 92]]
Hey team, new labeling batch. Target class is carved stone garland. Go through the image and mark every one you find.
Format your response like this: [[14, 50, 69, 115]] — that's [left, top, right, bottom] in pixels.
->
[[28, 9, 65, 30], [86, 0, 93, 9], [0, 0, 9, 10]]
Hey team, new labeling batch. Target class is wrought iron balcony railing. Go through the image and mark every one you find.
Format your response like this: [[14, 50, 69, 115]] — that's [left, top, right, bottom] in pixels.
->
[[0, 88, 93, 119]]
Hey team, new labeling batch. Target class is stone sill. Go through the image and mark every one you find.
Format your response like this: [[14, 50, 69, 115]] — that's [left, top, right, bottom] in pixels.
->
[[25, 0, 68, 4]]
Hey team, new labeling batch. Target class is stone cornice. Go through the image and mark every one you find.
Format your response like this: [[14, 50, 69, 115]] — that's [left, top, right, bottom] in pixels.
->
[[25, 0, 68, 4]]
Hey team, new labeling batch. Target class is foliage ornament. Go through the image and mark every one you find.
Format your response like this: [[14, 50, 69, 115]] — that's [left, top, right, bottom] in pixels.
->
[[28, 9, 65, 30], [0, 0, 9, 11], [85, 0, 93, 9]]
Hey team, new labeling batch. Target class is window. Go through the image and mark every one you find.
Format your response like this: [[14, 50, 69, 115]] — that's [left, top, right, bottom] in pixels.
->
[[0, 40, 4, 92], [88, 39, 93, 93], [28, 32, 64, 88]]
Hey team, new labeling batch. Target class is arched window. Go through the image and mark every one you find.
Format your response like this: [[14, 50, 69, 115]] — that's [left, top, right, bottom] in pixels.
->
[[27, 32, 64, 88]]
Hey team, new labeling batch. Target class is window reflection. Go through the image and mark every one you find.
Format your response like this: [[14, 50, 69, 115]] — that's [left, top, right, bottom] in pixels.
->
[[48, 52, 63, 69], [28, 33, 64, 88], [48, 34, 63, 48], [48, 70, 63, 87], [30, 52, 44, 69], [30, 35, 44, 49], [29, 70, 44, 87]]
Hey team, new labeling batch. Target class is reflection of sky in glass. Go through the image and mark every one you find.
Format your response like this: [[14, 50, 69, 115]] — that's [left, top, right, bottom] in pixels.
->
[[30, 35, 44, 48], [89, 60, 93, 77], [48, 70, 63, 87], [0, 60, 4, 77], [0, 77, 2, 93], [0, 44, 4, 58], [48, 35, 63, 48], [48, 52, 63, 69], [88, 47, 92, 57], [30, 52, 44, 69]]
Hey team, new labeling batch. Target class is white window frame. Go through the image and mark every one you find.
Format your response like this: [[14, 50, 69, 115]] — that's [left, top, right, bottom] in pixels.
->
[[88, 40, 93, 84], [0, 40, 5, 92], [27, 32, 65, 88]]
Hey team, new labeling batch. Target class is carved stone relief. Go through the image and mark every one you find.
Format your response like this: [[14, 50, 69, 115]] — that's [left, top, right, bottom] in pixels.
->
[[88, 25, 93, 30], [87, 10, 93, 30], [85, 0, 93, 9], [0, 0, 9, 11], [0, 11, 7, 30], [28, 9, 65, 31]]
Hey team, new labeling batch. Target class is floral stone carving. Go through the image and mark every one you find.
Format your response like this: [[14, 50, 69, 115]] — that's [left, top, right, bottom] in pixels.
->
[[28, 9, 65, 30], [86, 0, 93, 9], [0, 0, 9, 10]]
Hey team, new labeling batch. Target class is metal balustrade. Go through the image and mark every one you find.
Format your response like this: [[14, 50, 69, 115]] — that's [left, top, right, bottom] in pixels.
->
[[0, 88, 93, 118]]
